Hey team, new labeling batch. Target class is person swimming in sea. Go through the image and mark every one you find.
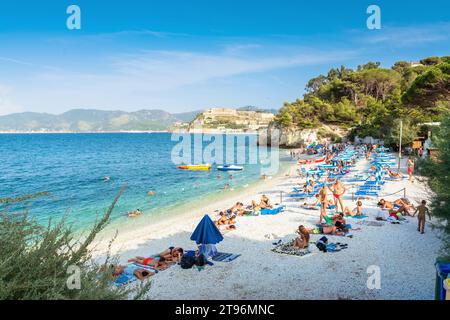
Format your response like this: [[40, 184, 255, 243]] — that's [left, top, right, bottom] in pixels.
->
[[127, 209, 142, 218]]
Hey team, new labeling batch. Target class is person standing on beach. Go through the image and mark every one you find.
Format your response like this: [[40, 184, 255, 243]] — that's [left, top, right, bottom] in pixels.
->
[[407, 157, 415, 182], [318, 186, 328, 224], [413, 200, 431, 234], [329, 179, 346, 213]]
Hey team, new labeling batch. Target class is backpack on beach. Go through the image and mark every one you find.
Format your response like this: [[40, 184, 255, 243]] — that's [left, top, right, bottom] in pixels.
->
[[180, 254, 196, 269]]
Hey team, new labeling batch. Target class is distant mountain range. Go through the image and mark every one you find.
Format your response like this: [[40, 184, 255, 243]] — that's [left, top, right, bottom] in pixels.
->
[[0, 109, 202, 132], [0, 107, 278, 132]]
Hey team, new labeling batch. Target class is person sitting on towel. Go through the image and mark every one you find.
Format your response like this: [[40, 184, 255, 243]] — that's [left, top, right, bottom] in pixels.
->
[[229, 202, 246, 216], [127, 256, 170, 270], [215, 212, 236, 226], [253, 195, 272, 209], [343, 200, 363, 217], [293, 225, 310, 249], [260, 195, 272, 208]]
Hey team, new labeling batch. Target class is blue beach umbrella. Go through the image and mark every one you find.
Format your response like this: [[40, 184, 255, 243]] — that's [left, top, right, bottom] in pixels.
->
[[190, 214, 224, 245]]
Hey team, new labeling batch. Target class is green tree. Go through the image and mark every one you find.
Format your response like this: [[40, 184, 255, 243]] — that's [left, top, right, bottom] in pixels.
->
[[403, 63, 450, 109], [419, 114, 450, 257]]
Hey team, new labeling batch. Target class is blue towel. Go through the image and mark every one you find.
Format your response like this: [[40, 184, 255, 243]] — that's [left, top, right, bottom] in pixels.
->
[[261, 206, 285, 215]]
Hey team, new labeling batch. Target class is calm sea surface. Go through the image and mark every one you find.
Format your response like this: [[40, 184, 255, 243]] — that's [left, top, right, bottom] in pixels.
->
[[0, 133, 282, 230]]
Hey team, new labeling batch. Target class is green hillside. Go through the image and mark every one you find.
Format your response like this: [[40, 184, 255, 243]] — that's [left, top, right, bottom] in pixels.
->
[[274, 56, 450, 146]]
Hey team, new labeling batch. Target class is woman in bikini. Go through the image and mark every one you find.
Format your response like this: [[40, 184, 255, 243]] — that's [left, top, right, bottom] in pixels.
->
[[127, 256, 170, 270]]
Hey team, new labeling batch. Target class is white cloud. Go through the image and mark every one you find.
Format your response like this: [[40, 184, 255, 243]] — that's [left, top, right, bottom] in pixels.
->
[[0, 85, 23, 116], [357, 23, 450, 47], [16, 45, 356, 113]]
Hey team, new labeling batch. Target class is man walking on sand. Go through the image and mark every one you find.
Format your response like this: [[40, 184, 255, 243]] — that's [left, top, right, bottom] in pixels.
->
[[413, 200, 431, 234], [407, 157, 415, 182]]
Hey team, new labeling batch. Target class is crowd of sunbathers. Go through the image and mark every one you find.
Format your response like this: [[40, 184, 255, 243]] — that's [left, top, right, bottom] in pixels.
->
[[213, 194, 276, 231], [104, 247, 185, 282]]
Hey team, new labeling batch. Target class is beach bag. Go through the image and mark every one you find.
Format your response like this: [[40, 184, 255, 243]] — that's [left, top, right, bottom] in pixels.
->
[[180, 254, 196, 269], [195, 254, 207, 267], [316, 236, 328, 252]]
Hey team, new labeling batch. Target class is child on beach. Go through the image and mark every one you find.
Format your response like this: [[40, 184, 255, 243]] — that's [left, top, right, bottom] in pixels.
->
[[343, 201, 363, 217], [412, 200, 431, 234]]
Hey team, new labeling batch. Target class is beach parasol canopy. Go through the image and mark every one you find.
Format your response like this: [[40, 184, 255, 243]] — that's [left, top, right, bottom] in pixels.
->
[[190, 214, 224, 245]]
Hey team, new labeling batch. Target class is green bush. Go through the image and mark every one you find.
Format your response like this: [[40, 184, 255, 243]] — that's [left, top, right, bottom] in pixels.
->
[[0, 189, 152, 300]]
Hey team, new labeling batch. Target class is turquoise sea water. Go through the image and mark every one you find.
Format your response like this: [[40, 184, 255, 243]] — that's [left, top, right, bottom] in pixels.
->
[[0, 133, 281, 231]]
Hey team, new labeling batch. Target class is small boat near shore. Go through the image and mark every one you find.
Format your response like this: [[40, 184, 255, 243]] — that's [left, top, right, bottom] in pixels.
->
[[176, 164, 211, 171], [217, 165, 244, 171]]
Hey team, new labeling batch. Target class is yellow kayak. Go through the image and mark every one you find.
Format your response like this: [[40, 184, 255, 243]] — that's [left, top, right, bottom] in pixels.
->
[[176, 164, 211, 171]]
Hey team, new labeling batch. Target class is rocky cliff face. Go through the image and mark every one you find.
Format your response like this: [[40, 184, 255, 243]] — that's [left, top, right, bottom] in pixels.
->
[[258, 123, 318, 148], [258, 123, 350, 148]]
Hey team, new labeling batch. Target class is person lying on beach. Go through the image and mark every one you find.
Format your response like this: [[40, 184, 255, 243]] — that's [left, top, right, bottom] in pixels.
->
[[293, 225, 310, 249], [217, 224, 236, 231], [127, 256, 170, 270], [343, 201, 363, 217], [109, 264, 155, 281], [159, 247, 184, 262], [127, 209, 142, 218], [307, 224, 345, 236], [377, 199, 394, 210], [393, 198, 414, 215], [386, 169, 403, 179]]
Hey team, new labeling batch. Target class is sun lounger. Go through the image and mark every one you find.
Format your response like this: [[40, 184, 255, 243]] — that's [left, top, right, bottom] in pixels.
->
[[355, 190, 378, 197]]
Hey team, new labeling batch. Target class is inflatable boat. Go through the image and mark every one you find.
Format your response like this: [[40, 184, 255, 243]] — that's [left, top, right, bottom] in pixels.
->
[[217, 165, 244, 171], [176, 164, 211, 171]]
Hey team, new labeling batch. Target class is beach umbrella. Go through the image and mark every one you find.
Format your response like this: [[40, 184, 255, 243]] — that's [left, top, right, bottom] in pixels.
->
[[190, 214, 224, 245]]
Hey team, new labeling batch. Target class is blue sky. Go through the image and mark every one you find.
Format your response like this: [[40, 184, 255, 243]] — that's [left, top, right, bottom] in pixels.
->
[[0, 0, 449, 115]]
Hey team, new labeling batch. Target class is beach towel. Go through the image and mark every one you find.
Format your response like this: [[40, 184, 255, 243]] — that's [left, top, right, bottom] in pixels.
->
[[348, 215, 369, 219], [261, 205, 285, 215], [212, 252, 241, 262], [271, 240, 311, 257], [113, 264, 157, 286]]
